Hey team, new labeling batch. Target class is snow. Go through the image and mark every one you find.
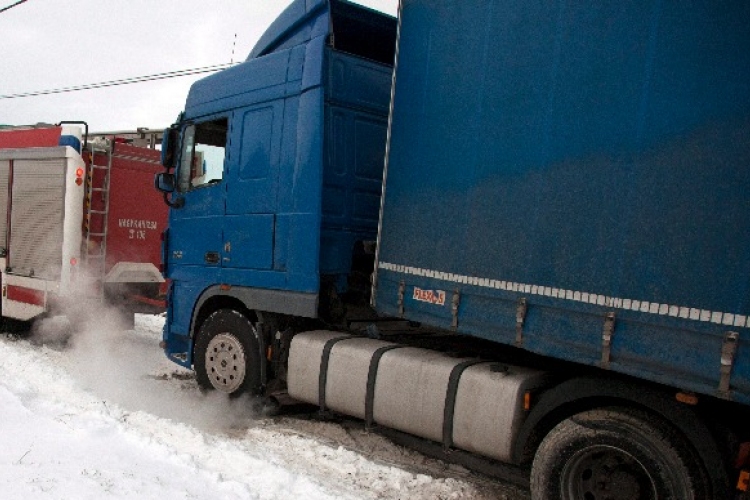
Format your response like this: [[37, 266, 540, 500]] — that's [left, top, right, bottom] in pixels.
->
[[0, 313, 527, 499]]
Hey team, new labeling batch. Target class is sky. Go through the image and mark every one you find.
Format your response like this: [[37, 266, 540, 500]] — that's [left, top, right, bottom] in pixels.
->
[[0, 0, 398, 132]]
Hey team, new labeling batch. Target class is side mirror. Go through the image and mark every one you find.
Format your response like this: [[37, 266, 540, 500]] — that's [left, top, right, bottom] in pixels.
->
[[161, 126, 179, 168], [154, 172, 175, 193], [154, 172, 184, 209]]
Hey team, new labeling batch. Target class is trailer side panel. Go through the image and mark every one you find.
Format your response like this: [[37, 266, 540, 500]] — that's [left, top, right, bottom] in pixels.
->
[[374, 0, 750, 404]]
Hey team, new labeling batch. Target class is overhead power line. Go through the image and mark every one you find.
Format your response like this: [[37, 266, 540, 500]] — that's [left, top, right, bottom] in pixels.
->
[[0, 63, 235, 100], [0, 0, 28, 14]]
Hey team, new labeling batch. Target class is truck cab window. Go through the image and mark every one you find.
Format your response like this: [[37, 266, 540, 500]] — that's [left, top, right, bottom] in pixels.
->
[[178, 118, 228, 191]]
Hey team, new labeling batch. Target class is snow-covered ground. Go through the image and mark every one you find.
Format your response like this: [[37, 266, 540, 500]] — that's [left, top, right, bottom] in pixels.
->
[[0, 312, 529, 499]]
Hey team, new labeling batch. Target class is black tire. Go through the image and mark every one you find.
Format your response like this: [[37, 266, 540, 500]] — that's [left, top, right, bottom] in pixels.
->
[[193, 309, 262, 397], [3, 317, 31, 335], [530, 407, 706, 500]]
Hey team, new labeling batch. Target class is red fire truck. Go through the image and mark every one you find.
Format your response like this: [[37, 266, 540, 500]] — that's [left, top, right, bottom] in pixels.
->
[[0, 123, 168, 327]]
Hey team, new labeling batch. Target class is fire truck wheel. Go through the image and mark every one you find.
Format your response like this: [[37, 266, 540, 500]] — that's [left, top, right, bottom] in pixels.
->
[[194, 309, 261, 397], [530, 407, 707, 500]]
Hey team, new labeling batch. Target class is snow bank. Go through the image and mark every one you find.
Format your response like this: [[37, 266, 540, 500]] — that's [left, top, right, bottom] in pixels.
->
[[0, 314, 525, 499], [0, 337, 335, 499]]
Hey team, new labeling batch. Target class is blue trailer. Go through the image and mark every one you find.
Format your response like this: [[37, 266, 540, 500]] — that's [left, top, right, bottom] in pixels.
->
[[156, 1, 750, 498]]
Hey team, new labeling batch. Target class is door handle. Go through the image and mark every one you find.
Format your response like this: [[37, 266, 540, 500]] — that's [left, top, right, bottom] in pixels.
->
[[205, 252, 220, 264]]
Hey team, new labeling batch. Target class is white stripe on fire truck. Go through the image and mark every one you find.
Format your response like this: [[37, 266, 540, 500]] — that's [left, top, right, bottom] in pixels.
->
[[378, 261, 748, 328], [111, 154, 160, 165]]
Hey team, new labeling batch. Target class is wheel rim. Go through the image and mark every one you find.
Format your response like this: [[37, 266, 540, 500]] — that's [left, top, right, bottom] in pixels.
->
[[562, 444, 658, 500], [205, 333, 246, 393]]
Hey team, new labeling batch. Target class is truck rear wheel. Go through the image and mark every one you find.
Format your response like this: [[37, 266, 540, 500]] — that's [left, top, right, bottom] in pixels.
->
[[530, 407, 706, 500], [194, 309, 261, 397]]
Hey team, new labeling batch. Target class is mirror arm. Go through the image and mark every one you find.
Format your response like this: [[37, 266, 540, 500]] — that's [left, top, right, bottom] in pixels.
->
[[163, 192, 184, 209]]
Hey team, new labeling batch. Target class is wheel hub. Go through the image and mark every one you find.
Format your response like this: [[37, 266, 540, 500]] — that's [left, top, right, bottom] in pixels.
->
[[564, 445, 657, 500], [205, 333, 246, 393]]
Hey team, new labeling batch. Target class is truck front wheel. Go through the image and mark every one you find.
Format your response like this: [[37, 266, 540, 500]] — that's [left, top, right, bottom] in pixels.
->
[[194, 309, 261, 397], [530, 407, 707, 500]]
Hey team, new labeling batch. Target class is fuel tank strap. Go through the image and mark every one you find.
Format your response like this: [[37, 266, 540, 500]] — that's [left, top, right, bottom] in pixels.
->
[[318, 335, 353, 412], [365, 344, 407, 428], [442, 359, 487, 450]]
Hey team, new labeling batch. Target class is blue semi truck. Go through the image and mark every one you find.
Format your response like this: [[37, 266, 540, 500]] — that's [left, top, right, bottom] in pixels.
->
[[155, 0, 750, 497]]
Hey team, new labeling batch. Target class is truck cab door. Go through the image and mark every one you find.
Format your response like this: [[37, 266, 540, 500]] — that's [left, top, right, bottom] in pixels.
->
[[221, 102, 284, 271], [168, 118, 228, 273]]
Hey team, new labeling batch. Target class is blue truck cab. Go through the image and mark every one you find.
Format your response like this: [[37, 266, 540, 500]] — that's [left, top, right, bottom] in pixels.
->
[[157, 0, 396, 369]]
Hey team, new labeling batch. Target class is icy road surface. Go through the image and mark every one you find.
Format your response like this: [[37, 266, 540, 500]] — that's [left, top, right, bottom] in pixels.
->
[[0, 313, 529, 499]]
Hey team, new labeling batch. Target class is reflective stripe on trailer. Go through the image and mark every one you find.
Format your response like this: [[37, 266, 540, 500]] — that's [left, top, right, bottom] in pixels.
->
[[379, 262, 750, 328]]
